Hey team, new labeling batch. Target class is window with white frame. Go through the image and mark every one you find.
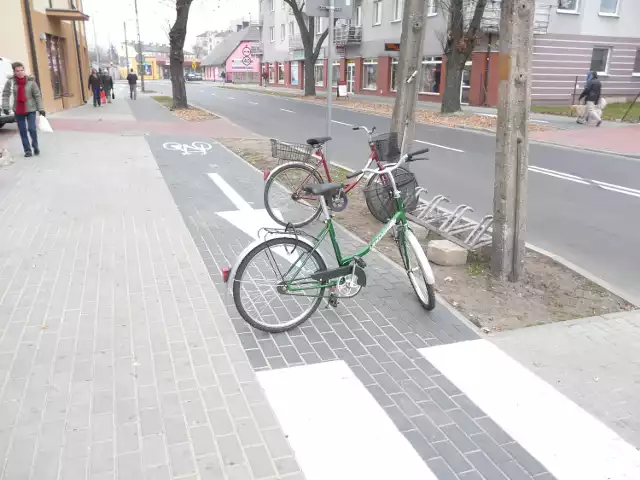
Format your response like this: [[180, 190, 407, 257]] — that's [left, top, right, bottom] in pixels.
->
[[282, 0, 285, 9], [269, 0, 274, 11], [390, 58, 398, 91], [362, 58, 377, 89], [316, 17, 323, 34], [373, 0, 382, 25], [633, 49, 640, 74], [332, 61, 340, 86], [278, 63, 285, 82], [315, 62, 324, 86], [418, 56, 443, 94], [269, 64, 275, 83], [289, 21, 294, 37], [269, 26, 275, 42], [355, 5, 362, 26], [590, 47, 611, 75], [281, 24, 285, 41], [392, 0, 402, 21], [599, 0, 619, 15], [557, 0, 579, 12], [427, 0, 438, 15]]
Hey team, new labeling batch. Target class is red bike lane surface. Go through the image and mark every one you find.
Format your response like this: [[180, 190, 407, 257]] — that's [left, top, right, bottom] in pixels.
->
[[531, 124, 640, 157]]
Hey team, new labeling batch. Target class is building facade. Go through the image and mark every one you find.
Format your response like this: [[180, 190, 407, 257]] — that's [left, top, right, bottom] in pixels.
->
[[202, 25, 261, 84], [118, 42, 199, 80], [256, 0, 640, 106], [1, 0, 90, 114]]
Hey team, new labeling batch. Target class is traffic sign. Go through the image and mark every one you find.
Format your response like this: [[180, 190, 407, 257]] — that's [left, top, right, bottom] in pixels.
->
[[192, 61, 197, 69]]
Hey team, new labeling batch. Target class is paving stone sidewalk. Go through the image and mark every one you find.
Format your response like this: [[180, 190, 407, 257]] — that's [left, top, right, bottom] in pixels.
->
[[0, 108, 304, 479]]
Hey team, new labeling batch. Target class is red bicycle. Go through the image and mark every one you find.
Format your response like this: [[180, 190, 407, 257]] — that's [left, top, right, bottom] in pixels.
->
[[264, 126, 418, 228]]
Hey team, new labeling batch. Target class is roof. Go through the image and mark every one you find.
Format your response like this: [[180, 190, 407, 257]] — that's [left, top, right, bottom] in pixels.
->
[[201, 26, 260, 67], [196, 31, 214, 37]]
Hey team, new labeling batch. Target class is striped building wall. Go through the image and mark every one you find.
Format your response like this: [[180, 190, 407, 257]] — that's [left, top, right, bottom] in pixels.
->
[[532, 34, 640, 105]]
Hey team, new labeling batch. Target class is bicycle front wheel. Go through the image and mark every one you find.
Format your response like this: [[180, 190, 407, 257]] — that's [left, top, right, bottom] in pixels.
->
[[264, 163, 324, 228], [399, 229, 436, 310], [232, 237, 327, 333]]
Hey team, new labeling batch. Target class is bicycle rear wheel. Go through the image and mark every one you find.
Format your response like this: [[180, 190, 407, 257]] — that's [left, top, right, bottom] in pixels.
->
[[399, 229, 436, 310], [232, 237, 327, 332], [264, 163, 324, 228]]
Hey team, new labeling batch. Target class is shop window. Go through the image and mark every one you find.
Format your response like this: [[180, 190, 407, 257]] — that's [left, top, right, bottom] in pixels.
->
[[46, 34, 67, 98], [315, 62, 324, 86], [418, 56, 442, 94], [332, 62, 340, 87], [362, 59, 377, 90], [278, 63, 285, 82]]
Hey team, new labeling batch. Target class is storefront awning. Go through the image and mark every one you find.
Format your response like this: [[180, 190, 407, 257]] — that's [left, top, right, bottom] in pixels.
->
[[46, 9, 90, 21]]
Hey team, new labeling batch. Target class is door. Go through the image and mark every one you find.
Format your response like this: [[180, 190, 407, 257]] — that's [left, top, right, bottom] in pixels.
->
[[460, 62, 472, 105], [347, 63, 355, 93]]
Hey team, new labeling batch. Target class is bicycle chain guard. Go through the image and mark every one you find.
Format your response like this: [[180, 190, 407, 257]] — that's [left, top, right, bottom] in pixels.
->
[[329, 191, 349, 212]]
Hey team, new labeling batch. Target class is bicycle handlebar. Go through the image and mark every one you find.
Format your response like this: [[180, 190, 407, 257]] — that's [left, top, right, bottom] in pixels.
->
[[345, 146, 430, 179], [352, 125, 376, 135]]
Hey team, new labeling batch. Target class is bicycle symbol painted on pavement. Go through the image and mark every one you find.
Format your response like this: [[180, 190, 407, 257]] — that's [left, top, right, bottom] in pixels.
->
[[163, 141, 212, 156]]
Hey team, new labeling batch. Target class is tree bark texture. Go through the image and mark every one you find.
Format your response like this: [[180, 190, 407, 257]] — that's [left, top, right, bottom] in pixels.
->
[[169, 0, 194, 109], [440, 0, 487, 113], [491, 0, 534, 281], [390, 0, 426, 155]]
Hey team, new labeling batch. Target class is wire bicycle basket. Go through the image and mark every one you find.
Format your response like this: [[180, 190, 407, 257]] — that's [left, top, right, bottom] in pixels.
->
[[364, 168, 419, 223], [270, 139, 314, 164], [371, 132, 401, 164]]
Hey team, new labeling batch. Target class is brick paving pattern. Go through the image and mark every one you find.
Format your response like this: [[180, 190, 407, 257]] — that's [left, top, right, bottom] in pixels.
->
[[153, 137, 556, 480], [0, 128, 304, 480]]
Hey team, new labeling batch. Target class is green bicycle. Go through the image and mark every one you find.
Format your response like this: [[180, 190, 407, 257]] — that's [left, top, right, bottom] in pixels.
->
[[224, 148, 436, 333]]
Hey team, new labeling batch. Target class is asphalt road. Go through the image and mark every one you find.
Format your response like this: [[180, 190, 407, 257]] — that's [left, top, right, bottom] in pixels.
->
[[148, 80, 640, 303]]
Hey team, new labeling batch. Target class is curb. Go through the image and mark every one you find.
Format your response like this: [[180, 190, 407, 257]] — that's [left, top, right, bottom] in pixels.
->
[[529, 139, 640, 160]]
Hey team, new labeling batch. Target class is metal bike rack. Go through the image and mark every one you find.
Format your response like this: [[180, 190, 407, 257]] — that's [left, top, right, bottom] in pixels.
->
[[406, 187, 494, 251]]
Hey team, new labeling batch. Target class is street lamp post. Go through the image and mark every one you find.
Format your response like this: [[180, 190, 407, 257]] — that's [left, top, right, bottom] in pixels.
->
[[133, 0, 145, 92]]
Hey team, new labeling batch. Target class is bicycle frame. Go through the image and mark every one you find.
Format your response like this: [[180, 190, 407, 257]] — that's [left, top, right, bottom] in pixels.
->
[[313, 144, 383, 194], [284, 194, 408, 292]]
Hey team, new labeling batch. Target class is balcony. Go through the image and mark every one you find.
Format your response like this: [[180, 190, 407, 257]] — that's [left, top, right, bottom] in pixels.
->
[[334, 26, 362, 46], [464, 1, 552, 35], [250, 42, 263, 55]]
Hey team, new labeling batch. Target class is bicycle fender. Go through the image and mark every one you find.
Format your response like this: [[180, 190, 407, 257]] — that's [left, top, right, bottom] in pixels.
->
[[265, 161, 314, 182], [226, 235, 329, 295]]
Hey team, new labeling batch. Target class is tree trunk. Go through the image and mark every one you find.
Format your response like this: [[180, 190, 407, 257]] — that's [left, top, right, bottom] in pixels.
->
[[304, 50, 316, 96], [168, 0, 193, 109], [441, 50, 466, 114]]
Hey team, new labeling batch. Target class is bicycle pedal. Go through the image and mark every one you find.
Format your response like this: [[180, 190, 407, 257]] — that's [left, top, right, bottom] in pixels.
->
[[327, 293, 339, 308], [354, 257, 367, 268]]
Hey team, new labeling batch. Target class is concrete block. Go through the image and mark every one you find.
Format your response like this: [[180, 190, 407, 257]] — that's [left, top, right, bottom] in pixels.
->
[[427, 240, 468, 266]]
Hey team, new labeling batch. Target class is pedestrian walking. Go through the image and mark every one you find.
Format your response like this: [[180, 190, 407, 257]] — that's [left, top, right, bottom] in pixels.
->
[[2, 61, 45, 157], [126, 69, 138, 100], [577, 71, 603, 127], [102, 70, 114, 103], [88, 68, 102, 107]]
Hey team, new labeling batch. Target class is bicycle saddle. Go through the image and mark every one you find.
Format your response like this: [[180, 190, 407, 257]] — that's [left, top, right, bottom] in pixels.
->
[[302, 183, 343, 196], [306, 136, 332, 146]]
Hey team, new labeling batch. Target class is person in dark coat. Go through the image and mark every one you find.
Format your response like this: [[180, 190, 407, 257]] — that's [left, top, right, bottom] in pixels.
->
[[578, 71, 603, 126], [88, 68, 103, 107], [126, 69, 138, 100], [102, 70, 114, 103]]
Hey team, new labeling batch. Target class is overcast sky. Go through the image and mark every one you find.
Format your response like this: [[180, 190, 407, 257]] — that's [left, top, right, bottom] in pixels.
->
[[83, 0, 258, 51]]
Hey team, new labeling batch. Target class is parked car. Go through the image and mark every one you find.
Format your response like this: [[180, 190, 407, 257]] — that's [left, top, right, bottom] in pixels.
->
[[0, 57, 15, 129], [186, 72, 203, 81]]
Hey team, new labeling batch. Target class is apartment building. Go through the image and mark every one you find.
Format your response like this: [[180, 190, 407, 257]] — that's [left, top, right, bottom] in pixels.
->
[[195, 31, 229, 56], [1, 0, 90, 114], [256, 0, 640, 105]]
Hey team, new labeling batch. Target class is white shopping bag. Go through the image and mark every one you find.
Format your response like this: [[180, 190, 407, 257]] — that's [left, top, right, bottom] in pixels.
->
[[38, 115, 53, 133], [598, 97, 608, 110]]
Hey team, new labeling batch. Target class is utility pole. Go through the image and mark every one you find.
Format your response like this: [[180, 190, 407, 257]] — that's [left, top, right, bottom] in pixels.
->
[[390, 0, 426, 156], [491, 0, 535, 281], [124, 22, 130, 72], [133, 0, 145, 92], [325, 0, 336, 162]]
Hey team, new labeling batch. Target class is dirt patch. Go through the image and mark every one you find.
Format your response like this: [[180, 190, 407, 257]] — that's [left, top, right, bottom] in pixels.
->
[[218, 86, 552, 133], [221, 137, 635, 332], [151, 95, 218, 122]]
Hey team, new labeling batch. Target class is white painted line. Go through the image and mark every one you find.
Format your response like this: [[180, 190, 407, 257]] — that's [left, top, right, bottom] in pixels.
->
[[528, 165, 584, 180], [420, 340, 640, 480], [529, 166, 590, 185], [257, 361, 438, 480], [248, 101, 259, 105], [331, 120, 353, 126], [415, 140, 464, 153], [208, 173, 251, 212], [591, 180, 640, 198], [211, 93, 216, 96], [280, 108, 295, 113], [228, 96, 235, 100]]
